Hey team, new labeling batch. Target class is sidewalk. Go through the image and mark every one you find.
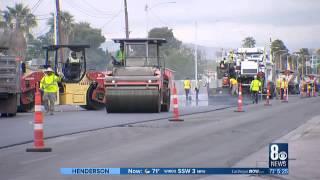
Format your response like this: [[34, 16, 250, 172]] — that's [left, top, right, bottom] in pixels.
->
[[201, 113, 320, 180]]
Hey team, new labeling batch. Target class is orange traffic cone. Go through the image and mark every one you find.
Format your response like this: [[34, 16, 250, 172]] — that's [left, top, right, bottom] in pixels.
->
[[234, 83, 244, 112], [264, 82, 272, 106], [169, 83, 184, 122], [26, 84, 52, 152]]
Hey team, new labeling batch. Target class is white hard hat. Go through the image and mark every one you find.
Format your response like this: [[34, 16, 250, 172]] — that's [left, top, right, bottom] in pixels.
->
[[44, 67, 54, 72], [254, 75, 257, 79]]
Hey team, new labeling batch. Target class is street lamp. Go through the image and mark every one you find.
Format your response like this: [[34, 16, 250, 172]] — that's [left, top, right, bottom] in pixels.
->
[[272, 49, 287, 71], [145, 1, 176, 37], [280, 52, 289, 71]]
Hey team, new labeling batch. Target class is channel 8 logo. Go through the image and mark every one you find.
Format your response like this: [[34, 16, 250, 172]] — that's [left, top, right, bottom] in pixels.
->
[[269, 143, 288, 168]]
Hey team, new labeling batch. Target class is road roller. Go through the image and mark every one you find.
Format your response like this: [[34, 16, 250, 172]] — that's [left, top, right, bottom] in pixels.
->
[[105, 38, 174, 113]]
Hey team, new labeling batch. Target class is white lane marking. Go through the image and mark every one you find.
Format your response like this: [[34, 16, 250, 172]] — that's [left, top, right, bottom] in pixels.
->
[[20, 154, 57, 165]]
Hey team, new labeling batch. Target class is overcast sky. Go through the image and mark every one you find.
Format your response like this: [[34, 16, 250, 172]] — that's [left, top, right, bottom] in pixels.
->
[[1, 0, 320, 51]]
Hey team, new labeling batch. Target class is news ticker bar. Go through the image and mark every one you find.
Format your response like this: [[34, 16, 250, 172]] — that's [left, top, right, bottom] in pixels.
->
[[60, 168, 288, 175]]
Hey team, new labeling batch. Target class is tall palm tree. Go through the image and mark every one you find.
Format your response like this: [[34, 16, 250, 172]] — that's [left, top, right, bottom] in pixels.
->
[[48, 11, 75, 44], [3, 3, 37, 38]]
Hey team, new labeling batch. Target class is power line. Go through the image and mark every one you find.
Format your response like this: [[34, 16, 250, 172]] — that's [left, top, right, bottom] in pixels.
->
[[64, 0, 114, 19], [81, 0, 114, 15], [149, 9, 173, 28], [100, 9, 123, 29], [30, 0, 43, 14]]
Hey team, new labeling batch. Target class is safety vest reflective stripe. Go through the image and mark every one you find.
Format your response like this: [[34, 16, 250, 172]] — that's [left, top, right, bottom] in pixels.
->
[[69, 57, 80, 63]]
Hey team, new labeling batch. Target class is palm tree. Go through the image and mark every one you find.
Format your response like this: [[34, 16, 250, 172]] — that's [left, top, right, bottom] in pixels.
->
[[47, 11, 75, 44], [271, 39, 288, 70], [3, 3, 37, 38]]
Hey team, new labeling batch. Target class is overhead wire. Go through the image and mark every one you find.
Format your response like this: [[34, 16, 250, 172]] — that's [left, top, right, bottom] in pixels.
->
[[64, 0, 114, 19], [30, 0, 43, 14], [149, 9, 174, 28], [80, 0, 114, 15], [100, 9, 123, 29]]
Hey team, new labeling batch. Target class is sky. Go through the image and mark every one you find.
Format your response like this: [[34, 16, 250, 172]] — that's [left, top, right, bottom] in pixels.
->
[[1, 0, 320, 52]]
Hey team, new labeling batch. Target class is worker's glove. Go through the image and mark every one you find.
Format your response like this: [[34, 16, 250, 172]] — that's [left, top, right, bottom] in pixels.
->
[[259, 91, 261, 93], [57, 72, 64, 78]]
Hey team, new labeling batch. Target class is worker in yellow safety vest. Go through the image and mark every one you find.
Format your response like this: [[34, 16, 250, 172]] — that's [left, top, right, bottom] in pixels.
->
[[229, 77, 238, 96], [307, 83, 311, 97], [40, 67, 62, 115], [184, 77, 191, 101], [114, 44, 125, 66], [280, 77, 288, 100], [250, 75, 261, 104], [276, 78, 281, 99]]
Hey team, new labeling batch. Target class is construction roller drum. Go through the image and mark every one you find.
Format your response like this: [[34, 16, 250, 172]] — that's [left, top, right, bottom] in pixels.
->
[[106, 86, 161, 113]]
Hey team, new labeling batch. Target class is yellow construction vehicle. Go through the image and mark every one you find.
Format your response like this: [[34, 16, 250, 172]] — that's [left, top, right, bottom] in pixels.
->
[[41, 45, 106, 109]]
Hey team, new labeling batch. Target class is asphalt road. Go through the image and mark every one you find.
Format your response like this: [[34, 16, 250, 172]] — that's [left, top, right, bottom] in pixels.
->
[[0, 96, 319, 180], [0, 94, 243, 148]]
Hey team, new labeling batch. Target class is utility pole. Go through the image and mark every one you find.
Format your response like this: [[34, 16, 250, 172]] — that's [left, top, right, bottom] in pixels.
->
[[55, 0, 63, 64], [194, 22, 198, 87], [145, 4, 149, 37], [124, 0, 129, 38]]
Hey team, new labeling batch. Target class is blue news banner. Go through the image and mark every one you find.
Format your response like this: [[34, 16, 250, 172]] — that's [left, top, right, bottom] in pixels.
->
[[60, 167, 288, 175], [61, 143, 288, 176]]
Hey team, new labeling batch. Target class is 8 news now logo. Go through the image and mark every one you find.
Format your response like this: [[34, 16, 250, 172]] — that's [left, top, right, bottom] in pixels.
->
[[269, 143, 288, 168]]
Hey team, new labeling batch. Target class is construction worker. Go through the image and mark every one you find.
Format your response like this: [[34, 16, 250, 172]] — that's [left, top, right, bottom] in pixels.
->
[[307, 82, 311, 97], [114, 44, 125, 66], [195, 82, 200, 102], [219, 58, 226, 69], [280, 77, 288, 100], [40, 67, 62, 115], [184, 77, 191, 101], [66, 51, 81, 80], [276, 78, 281, 99], [250, 75, 261, 104], [299, 79, 305, 97], [68, 51, 80, 63], [229, 77, 238, 96]]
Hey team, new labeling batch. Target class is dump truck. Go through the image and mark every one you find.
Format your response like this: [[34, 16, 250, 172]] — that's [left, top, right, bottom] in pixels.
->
[[105, 38, 174, 113], [210, 47, 274, 97], [0, 47, 21, 116]]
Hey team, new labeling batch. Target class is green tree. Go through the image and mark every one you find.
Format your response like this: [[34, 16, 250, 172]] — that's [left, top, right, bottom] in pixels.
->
[[148, 27, 181, 54], [47, 11, 74, 44], [297, 48, 310, 75], [271, 39, 287, 53], [316, 49, 320, 56], [242, 37, 256, 48], [148, 27, 196, 79], [71, 22, 107, 70], [270, 39, 288, 70]]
